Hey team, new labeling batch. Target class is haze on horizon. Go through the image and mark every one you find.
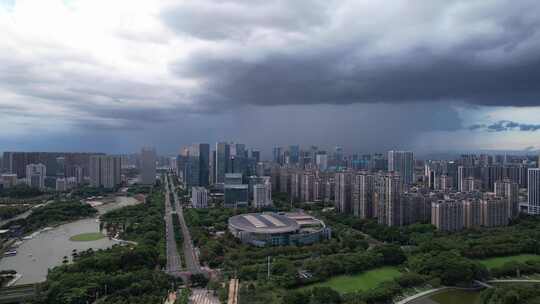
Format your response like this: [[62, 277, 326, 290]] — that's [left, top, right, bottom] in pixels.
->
[[1, 0, 540, 155]]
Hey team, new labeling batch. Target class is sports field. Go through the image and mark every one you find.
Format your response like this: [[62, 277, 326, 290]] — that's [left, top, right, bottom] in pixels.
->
[[69, 232, 105, 242], [478, 254, 540, 270], [300, 266, 401, 294]]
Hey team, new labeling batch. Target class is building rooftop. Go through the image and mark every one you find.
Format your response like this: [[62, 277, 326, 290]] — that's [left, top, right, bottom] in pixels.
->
[[228, 212, 299, 234]]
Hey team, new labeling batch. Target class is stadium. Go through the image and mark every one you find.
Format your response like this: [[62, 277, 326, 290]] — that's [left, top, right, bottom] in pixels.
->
[[228, 212, 331, 247]]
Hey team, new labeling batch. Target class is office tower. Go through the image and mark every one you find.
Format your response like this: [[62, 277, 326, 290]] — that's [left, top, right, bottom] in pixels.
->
[[427, 168, 436, 190], [140, 147, 156, 185], [316, 153, 328, 171], [225, 173, 243, 185], [251, 150, 261, 163], [333, 146, 344, 164], [494, 179, 519, 219], [224, 173, 248, 208], [26, 163, 46, 189], [388, 151, 414, 186], [352, 173, 374, 218], [183, 143, 210, 188], [431, 199, 464, 232], [464, 199, 482, 228], [89, 155, 121, 189], [229, 143, 247, 174], [55, 157, 65, 177], [253, 179, 272, 208], [191, 187, 209, 208], [216, 142, 230, 183], [528, 168, 540, 215], [335, 172, 352, 213], [289, 145, 300, 164], [376, 173, 403, 226], [445, 161, 458, 190], [272, 146, 283, 165]]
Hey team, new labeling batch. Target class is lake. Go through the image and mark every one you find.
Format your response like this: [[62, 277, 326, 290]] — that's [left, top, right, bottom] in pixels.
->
[[0, 196, 140, 285]]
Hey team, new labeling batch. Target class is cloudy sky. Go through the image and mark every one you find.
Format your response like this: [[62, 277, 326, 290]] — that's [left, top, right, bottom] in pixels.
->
[[1, 0, 540, 156]]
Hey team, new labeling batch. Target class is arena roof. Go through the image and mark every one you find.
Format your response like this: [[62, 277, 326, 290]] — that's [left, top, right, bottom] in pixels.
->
[[228, 212, 300, 234]]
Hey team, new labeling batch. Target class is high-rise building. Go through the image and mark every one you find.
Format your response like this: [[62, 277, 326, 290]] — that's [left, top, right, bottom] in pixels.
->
[[480, 197, 508, 227], [352, 173, 375, 218], [1, 174, 17, 188], [464, 199, 482, 228], [316, 153, 328, 171], [140, 147, 156, 185], [273, 147, 283, 165], [528, 168, 540, 215], [216, 142, 230, 183], [388, 151, 414, 186], [89, 155, 121, 189], [26, 163, 46, 189], [376, 173, 403, 227], [494, 179, 519, 219], [3, 151, 101, 179], [56, 178, 67, 192], [224, 174, 248, 208], [401, 192, 430, 225], [251, 150, 261, 163], [432, 199, 464, 232], [335, 172, 352, 213], [301, 172, 315, 202], [192, 187, 209, 208], [183, 143, 210, 188], [289, 145, 300, 164], [253, 179, 272, 208]]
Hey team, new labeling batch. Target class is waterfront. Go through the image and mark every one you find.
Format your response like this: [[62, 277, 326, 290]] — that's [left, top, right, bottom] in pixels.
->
[[0, 196, 140, 285]]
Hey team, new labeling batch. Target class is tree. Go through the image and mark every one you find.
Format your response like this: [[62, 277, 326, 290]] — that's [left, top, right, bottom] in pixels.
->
[[282, 290, 310, 304], [311, 287, 341, 304]]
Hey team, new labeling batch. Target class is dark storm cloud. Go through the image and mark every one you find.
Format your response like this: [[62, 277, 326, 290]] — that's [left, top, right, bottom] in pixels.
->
[[166, 0, 540, 109], [161, 0, 331, 40], [471, 120, 540, 132]]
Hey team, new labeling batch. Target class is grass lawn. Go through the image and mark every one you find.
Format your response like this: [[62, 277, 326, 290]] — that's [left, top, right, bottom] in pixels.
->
[[299, 266, 401, 294], [478, 254, 540, 270], [69, 232, 105, 242]]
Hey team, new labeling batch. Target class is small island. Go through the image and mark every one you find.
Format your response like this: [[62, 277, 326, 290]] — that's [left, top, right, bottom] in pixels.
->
[[69, 232, 105, 242]]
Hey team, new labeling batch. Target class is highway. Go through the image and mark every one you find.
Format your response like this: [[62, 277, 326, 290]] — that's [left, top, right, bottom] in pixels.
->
[[167, 174, 202, 274], [164, 175, 183, 275]]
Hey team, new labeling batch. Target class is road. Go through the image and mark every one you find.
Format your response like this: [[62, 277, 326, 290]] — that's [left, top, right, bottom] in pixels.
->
[[164, 176, 182, 275], [168, 174, 202, 274], [190, 288, 220, 304]]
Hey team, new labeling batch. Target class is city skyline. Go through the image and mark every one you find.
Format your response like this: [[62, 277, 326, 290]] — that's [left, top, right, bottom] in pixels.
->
[[1, 0, 540, 154]]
